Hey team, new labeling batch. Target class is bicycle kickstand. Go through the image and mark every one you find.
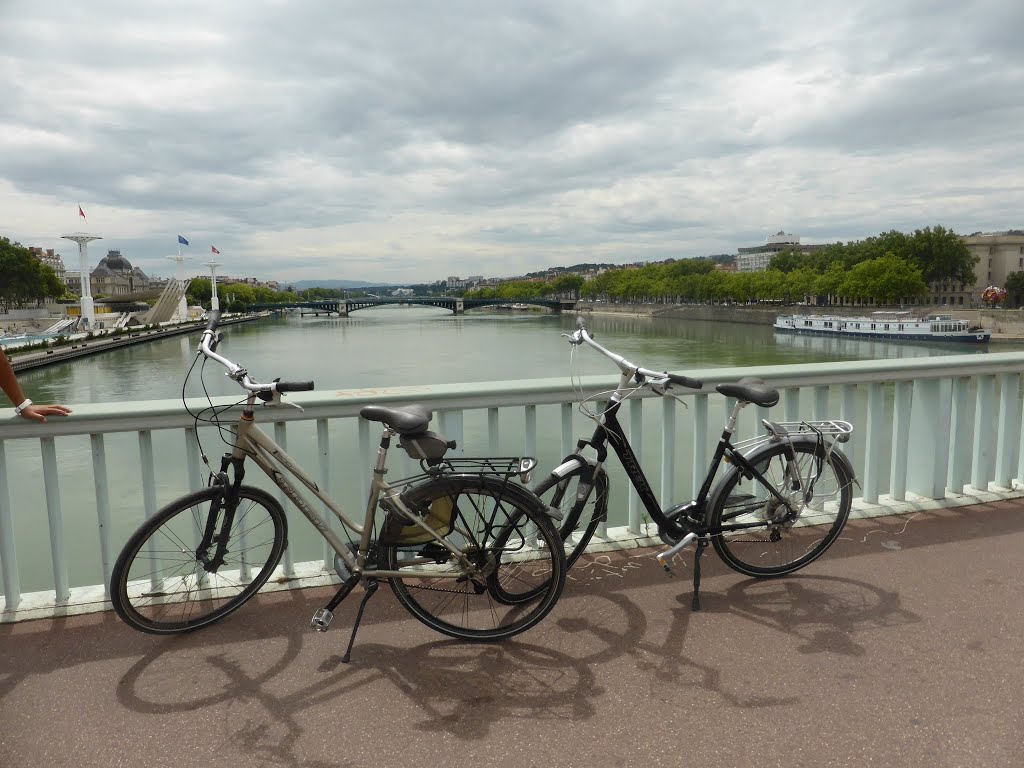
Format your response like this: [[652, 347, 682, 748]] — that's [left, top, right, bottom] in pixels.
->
[[341, 579, 379, 664], [691, 537, 708, 611]]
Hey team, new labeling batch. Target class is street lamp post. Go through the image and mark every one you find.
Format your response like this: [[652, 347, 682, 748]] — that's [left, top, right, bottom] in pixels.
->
[[205, 261, 221, 311], [60, 232, 102, 329]]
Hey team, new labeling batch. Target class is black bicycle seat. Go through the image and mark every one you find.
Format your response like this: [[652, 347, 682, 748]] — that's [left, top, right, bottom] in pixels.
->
[[715, 378, 780, 408], [359, 404, 433, 434]]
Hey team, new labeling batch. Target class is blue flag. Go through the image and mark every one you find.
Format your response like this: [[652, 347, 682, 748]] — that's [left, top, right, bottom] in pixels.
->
[[178, 235, 189, 246]]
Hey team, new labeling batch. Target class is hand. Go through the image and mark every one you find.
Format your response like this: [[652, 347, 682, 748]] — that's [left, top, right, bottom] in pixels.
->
[[18, 404, 72, 423]]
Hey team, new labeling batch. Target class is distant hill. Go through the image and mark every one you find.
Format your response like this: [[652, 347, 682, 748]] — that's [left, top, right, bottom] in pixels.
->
[[286, 279, 394, 291]]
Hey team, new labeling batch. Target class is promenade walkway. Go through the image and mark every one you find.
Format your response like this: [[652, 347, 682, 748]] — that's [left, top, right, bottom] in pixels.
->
[[2, 498, 1023, 768]]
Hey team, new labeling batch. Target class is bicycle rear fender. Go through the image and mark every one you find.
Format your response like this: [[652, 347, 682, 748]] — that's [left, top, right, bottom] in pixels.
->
[[705, 435, 857, 523]]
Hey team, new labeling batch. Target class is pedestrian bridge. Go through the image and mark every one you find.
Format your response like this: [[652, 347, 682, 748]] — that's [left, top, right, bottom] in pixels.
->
[[3, 351, 1024, 621], [250, 297, 577, 316]]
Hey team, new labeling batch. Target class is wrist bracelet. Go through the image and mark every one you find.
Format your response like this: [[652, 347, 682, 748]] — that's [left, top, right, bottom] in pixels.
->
[[14, 398, 32, 415]]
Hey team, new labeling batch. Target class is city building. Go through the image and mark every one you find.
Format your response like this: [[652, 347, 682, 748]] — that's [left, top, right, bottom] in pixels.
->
[[961, 230, 1024, 306], [736, 231, 828, 272], [28, 247, 67, 282], [89, 250, 152, 297]]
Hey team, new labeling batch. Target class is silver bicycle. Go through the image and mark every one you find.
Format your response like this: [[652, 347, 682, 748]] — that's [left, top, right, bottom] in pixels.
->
[[110, 312, 566, 661]]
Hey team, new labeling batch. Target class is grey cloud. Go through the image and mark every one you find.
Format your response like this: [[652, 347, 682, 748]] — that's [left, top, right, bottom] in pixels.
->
[[1, 0, 1022, 282]]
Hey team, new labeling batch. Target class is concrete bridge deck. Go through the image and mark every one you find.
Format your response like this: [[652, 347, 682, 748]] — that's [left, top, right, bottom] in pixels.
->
[[2, 498, 1023, 767]]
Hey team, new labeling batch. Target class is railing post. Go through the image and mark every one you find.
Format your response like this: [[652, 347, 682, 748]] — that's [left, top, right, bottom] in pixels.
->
[[628, 398, 642, 535], [0, 442, 21, 609], [275, 421, 294, 576], [889, 381, 913, 501], [692, 394, 709, 497], [949, 377, 973, 494], [523, 405, 537, 457], [41, 437, 69, 603], [862, 383, 885, 503], [317, 418, 334, 568], [90, 433, 113, 597], [908, 378, 952, 499], [995, 373, 1020, 489], [488, 407, 500, 455], [661, 397, 676, 524], [970, 375, 996, 492]]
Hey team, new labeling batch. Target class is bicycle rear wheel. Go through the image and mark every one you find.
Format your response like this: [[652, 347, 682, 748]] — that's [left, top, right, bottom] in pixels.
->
[[532, 462, 609, 568], [708, 441, 852, 577], [380, 475, 565, 641], [110, 485, 288, 633]]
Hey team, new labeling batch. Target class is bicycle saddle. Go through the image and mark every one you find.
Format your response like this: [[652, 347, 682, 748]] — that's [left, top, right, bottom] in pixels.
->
[[715, 377, 780, 408], [360, 404, 433, 434]]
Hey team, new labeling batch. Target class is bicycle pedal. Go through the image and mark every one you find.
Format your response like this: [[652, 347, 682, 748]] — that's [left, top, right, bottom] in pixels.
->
[[311, 608, 334, 632]]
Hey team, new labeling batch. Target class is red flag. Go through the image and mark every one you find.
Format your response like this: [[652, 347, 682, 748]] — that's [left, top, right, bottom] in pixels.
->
[[211, 246, 220, 254], [78, 204, 87, 222]]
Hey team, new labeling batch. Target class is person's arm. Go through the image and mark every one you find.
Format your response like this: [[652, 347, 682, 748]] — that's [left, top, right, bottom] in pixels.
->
[[1, 352, 71, 423]]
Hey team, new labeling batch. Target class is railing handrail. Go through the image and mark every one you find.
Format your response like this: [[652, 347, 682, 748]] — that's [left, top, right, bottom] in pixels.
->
[[4, 350, 1024, 439]]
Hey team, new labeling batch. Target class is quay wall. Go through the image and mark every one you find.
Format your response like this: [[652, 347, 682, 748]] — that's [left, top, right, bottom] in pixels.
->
[[574, 302, 1024, 337]]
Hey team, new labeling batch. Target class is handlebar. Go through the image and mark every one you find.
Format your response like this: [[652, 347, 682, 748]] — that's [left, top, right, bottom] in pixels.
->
[[199, 311, 315, 398], [564, 316, 703, 392]]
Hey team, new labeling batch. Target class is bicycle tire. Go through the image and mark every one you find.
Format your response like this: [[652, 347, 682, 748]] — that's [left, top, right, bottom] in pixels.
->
[[380, 474, 565, 641], [532, 461, 609, 568], [110, 485, 288, 634], [708, 439, 852, 577]]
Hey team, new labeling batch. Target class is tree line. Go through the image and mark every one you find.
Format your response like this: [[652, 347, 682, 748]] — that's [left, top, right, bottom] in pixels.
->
[[458, 226, 988, 307], [0, 238, 66, 311]]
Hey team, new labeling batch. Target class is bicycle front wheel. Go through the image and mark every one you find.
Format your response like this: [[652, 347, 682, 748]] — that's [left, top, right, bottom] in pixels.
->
[[708, 441, 853, 577], [110, 485, 288, 634], [532, 462, 609, 568], [381, 475, 565, 641]]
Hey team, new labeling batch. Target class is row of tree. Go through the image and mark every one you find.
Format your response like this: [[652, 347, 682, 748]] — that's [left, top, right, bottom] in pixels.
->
[[0, 238, 66, 311], [481, 226, 980, 306]]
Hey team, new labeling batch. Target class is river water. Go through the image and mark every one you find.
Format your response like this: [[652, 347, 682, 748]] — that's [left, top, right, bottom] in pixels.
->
[[8, 307, 1022, 594]]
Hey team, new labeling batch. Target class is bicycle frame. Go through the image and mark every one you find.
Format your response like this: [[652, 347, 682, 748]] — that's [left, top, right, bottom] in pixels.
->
[[567, 374, 839, 540], [218, 396, 479, 581]]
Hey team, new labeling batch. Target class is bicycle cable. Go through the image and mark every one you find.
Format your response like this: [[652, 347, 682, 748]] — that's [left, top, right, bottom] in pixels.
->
[[180, 351, 251, 475]]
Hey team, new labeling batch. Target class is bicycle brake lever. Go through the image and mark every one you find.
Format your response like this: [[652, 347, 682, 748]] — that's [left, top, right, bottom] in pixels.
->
[[261, 393, 305, 413]]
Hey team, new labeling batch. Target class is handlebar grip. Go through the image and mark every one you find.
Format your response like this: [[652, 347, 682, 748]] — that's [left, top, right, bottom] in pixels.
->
[[667, 373, 703, 390], [275, 380, 315, 392], [204, 310, 222, 334]]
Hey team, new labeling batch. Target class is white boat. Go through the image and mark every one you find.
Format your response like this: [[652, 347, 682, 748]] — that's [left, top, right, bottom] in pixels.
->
[[774, 312, 991, 343]]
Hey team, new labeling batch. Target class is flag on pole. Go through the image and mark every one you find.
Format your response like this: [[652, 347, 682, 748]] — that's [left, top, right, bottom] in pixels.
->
[[178, 235, 189, 246], [78, 204, 87, 222], [211, 246, 220, 254]]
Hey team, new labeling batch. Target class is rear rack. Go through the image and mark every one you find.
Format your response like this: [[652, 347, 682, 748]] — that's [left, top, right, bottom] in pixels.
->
[[392, 456, 538, 487], [733, 419, 854, 453]]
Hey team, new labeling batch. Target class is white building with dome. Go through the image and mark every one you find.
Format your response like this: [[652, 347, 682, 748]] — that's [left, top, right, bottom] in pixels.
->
[[89, 250, 152, 297]]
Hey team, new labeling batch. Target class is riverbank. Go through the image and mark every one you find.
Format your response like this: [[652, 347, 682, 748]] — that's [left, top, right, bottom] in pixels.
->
[[574, 302, 1024, 342], [6, 314, 264, 372]]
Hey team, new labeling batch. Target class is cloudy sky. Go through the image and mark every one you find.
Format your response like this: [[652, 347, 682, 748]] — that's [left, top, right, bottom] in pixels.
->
[[2, 1, 1022, 285]]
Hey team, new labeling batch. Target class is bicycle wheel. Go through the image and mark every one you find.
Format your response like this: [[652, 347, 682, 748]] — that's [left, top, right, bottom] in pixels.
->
[[532, 462, 609, 568], [708, 440, 852, 577], [380, 475, 565, 641], [110, 485, 288, 634]]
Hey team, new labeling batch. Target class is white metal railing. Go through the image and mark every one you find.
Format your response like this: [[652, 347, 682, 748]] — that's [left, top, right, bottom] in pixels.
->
[[3, 351, 1024, 621]]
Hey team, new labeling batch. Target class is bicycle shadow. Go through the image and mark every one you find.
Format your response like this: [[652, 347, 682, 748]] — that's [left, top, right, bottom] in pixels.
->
[[114, 632, 608, 763], [697, 573, 920, 657]]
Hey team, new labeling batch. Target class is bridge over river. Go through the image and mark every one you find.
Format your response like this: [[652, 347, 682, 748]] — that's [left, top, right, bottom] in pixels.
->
[[249, 296, 577, 316]]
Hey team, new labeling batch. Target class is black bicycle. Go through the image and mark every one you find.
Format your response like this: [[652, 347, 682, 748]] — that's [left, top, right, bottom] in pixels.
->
[[532, 318, 857, 609]]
